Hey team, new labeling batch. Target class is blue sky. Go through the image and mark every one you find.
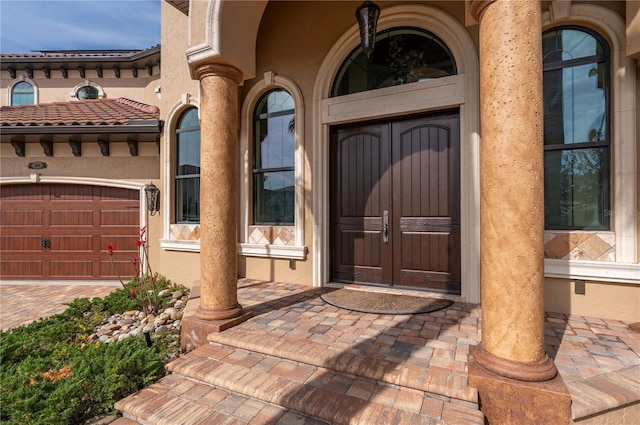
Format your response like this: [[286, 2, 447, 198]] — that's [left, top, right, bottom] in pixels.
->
[[0, 0, 161, 53]]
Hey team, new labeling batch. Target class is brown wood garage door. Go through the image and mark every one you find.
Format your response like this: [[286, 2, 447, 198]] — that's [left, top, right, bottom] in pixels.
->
[[330, 112, 461, 295], [0, 184, 139, 280]]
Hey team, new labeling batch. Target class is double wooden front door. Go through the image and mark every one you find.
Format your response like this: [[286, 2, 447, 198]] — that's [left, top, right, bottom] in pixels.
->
[[330, 112, 461, 294]]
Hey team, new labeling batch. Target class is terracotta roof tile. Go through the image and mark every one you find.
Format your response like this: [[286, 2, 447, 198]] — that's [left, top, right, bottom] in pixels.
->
[[1, 98, 160, 128]]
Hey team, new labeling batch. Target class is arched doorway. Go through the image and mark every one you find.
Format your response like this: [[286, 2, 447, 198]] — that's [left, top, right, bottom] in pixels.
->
[[312, 4, 481, 302]]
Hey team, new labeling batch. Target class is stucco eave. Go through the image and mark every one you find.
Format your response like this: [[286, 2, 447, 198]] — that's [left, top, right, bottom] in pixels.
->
[[0, 122, 163, 135]]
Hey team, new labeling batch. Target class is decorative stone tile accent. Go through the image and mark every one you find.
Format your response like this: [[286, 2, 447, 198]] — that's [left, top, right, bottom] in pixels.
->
[[544, 232, 615, 262], [247, 226, 295, 246], [169, 224, 200, 240]]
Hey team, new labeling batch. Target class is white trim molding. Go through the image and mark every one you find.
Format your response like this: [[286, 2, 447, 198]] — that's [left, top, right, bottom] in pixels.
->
[[238, 244, 307, 260], [312, 4, 481, 303], [545, 259, 640, 285], [6, 76, 39, 105], [69, 80, 105, 99]]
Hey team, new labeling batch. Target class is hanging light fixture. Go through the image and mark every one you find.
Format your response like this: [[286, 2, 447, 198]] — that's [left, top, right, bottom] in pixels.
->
[[356, 1, 380, 57], [145, 182, 160, 216]]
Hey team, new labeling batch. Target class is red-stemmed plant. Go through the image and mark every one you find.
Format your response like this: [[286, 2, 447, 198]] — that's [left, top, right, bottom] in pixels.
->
[[107, 226, 161, 314]]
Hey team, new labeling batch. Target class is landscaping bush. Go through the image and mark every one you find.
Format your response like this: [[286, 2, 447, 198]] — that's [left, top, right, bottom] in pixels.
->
[[0, 280, 185, 425]]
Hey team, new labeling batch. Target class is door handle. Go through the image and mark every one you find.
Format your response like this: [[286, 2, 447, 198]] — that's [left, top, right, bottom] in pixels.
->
[[383, 210, 389, 244], [42, 238, 51, 250]]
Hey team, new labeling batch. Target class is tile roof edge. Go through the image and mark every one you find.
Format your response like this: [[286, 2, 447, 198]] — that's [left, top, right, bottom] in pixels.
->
[[116, 98, 160, 114]]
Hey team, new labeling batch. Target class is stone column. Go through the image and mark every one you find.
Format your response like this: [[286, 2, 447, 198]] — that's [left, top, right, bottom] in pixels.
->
[[195, 63, 244, 321], [468, 0, 571, 423], [181, 64, 253, 351]]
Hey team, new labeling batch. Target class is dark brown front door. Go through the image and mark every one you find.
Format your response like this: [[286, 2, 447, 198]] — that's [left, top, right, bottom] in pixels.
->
[[0, 184, 139, 280], [330, 112, 461, 294]]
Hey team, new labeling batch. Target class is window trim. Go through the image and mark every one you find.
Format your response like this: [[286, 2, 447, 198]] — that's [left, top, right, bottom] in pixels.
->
[[542, 26, 612, 231], [6, 77, 38, 105], [239, 71, 307, 259], [160, 94, 201, 253], [70, 80, 104, 99], [541, 3, 637, 267]]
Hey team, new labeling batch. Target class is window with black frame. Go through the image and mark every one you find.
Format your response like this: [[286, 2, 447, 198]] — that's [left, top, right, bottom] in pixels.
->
[[543, 27, 610, 230], [253, 89, 295, 225], [175, 108, 200, 223]]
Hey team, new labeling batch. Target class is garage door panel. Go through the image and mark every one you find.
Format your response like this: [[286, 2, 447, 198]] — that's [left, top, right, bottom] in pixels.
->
[[1, 260, 43, 277], [50, 210, 94, 226], [100, 209, 139, 226], [1, 210, 45, 227], [50, 261, 93, 278], [50, 185, 94, 201], [100, 186, 139, 201], [49, 235, 94, 252], [101, 260, 138, 279], [1, 185, 45, 200], [1, 235, 43, 251], [100, 235, 139, 253]]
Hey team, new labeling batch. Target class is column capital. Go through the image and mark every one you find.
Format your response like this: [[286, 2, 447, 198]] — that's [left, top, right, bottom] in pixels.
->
[[195, 63, 244, 85], [469, 0, 496, 21]]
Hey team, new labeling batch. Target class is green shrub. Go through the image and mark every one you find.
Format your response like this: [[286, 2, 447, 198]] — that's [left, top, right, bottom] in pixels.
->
[[0, 276, 185, 425], [1, 337, 167, 425]]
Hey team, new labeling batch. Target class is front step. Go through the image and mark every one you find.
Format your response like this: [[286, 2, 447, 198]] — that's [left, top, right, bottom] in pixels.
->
[[115, 373, 326, 424], [207, 327, 478, 403], [117, 344, 483, 424]]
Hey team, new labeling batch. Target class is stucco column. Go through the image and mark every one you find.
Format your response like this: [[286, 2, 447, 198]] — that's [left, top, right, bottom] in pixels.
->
[[472, 0, 556, 382], [195, 63, 244, 321]]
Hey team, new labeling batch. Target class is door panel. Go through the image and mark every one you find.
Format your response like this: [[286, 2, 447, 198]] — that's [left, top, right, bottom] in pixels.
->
[[331, 124, 391, 285], [330, 112, 460, 294]]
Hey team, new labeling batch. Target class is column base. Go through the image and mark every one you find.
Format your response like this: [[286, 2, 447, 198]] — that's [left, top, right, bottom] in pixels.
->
[[469, 346, 571, 425], [471, 342, 557, 382], [180, 297, 254, 353]]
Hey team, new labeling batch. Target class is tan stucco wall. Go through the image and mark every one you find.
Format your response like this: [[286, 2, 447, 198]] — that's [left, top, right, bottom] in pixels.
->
[[0, 141, 159, 179], [147, 1, 201, 288], [627, 0, 640, 59], [545, 278, 640, 322]]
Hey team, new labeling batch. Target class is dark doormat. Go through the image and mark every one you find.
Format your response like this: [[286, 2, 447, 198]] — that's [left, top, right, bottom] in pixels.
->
[[321, 288, 453, 315]]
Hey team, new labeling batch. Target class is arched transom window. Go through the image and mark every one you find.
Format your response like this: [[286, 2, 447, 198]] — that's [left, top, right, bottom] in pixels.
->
[[332, 27, 457, 97]]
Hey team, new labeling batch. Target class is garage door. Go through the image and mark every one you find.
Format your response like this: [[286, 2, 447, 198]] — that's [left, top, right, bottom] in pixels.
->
[[0, 184, 140, 280]]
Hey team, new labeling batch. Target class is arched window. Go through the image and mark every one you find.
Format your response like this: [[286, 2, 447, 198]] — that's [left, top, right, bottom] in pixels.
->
[[175, 108, 200, 223], [76, 85, 99, 100], [332, 27, 457, 97], [543, 27, 610, 230], [11, 81, 34, 105], [253, 89, 295, 225]]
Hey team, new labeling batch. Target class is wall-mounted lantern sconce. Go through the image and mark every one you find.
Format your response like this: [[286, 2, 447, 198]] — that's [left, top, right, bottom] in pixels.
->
[[356, 1, 380, 57], [145, 182, 160, 216]]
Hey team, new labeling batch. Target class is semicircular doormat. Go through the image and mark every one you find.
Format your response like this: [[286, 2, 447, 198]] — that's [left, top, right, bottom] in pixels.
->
[[321, 289, 453, 315]]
